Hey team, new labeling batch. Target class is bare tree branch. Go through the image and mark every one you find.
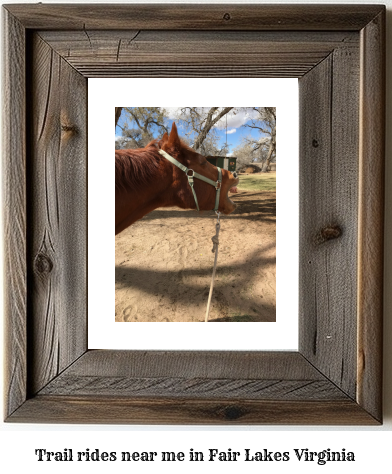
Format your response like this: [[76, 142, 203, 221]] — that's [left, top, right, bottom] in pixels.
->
[[242, 107, 276, 171], [117, 107, 168, 149], [193, 107, 233, 150], [115, 107, 122, 128]]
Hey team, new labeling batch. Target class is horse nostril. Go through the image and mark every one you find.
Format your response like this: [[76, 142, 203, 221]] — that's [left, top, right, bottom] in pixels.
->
[[233, 171, 238, 178]]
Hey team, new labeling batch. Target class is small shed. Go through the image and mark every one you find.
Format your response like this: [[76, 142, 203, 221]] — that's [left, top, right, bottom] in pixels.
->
[[206, 156, 237, 172]]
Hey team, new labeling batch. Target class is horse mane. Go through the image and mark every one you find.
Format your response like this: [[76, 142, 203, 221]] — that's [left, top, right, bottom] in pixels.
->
[[115, 140, 163, 193]]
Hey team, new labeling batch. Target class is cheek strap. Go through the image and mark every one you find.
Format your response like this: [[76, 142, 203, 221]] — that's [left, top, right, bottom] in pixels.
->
[[158, 149, 222, 211]]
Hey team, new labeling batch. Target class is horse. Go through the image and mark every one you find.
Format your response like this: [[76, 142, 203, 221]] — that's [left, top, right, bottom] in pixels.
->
[[115, 122, 239, 235]]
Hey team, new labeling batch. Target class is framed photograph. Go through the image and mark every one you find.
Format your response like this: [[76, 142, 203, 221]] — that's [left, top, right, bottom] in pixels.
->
[[3, 4, 385, 424], [113, 104, 279, 325]]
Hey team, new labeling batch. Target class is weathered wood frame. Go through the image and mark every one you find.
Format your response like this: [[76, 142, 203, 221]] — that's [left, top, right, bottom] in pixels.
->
[[3, 4, 385, 424]]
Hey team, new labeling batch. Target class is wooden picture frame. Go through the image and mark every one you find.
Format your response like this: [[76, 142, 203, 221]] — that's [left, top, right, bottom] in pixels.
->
[[3, 4, 385, 424]]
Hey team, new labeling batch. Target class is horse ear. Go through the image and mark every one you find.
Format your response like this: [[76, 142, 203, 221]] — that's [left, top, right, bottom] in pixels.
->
[[158, 131, 168, 149], [167, 122, 181, 148]]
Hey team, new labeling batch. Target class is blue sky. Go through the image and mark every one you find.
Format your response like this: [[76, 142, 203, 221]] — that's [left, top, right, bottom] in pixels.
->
[[115, 107, 269, 154]]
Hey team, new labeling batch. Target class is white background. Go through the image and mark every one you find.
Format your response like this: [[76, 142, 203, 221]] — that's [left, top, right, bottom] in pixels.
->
[[1, 0, 391, 472], [88, 78, 298, 350]]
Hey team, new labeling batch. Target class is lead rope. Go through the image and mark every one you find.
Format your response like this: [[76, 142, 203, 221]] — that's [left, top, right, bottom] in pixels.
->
[[205, 211, 221, 322]]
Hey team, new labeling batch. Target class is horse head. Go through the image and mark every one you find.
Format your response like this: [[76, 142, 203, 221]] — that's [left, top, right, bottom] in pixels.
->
[[159, 122, 239, 214]]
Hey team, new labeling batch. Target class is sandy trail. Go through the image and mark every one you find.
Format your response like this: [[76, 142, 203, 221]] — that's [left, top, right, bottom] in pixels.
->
[[115, 190, 276, 322]]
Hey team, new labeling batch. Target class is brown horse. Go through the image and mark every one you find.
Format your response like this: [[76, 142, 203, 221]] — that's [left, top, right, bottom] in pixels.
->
[[115, 122, 239, 235]]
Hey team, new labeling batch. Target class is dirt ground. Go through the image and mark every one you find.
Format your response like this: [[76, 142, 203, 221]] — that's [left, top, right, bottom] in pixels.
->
[[115, 188, 276, 322]]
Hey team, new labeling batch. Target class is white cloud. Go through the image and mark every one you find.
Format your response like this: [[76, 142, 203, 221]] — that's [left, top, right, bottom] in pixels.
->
[[162, 107, 180, 119], [214, 108, 259, 130], [226, 128, 237, 134]]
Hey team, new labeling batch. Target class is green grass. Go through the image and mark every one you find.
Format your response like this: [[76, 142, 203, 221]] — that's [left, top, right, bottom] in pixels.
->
[[237, 172, 276, 192]]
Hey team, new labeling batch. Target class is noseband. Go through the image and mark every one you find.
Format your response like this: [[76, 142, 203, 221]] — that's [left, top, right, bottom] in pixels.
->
[[158, 149, 222, 212]]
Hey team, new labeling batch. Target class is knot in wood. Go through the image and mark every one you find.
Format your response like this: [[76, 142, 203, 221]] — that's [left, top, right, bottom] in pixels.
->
[[61, 124, 77, 134], [315, 225, 342, 245], [312, 139, 319, 148], [34, 252, 53, 274], [223, 405, 244, 420], [223, 13, 231, 21]]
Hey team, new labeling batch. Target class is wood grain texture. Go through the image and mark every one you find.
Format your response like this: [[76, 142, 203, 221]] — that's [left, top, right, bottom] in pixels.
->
[[39, 376, 347, 400], [9, 396, 379, 425], [38, 351, 345, 400], [357, 9, 385, 423], [11, 351, 374, 423], [4, 4, 383, 30], [2, 9, 27, 419], [54, 350, 325, 379], [299, 42, 360, 399], [39, 30, 358, 78], [27, 33, 87, 395]]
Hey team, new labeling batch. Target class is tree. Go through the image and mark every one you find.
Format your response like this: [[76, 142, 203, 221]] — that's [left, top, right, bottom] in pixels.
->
[[232, 138, 260, 168], [115, 107, 122, 128], [242, 107, 276, 171], [176, 107, 234, 153], [116, 107, 168, 149]]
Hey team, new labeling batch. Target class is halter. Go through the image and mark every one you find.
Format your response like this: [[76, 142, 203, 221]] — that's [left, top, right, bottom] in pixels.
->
[[158, 149, 222, 212]]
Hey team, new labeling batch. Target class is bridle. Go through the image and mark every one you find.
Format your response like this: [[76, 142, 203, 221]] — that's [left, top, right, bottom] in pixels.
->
[[158, 148, 222, 212]]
